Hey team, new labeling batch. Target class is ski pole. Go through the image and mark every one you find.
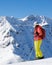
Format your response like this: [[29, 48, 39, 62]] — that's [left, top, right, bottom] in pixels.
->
[[28, 47, 33, 60]]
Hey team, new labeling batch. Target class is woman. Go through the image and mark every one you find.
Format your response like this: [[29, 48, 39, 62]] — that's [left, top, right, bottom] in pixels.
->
[[34, 24, 45, 59]]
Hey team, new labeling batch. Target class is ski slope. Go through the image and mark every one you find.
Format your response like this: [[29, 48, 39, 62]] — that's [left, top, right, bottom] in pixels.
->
[[0, 15, 52, 65], [11, 58, 52, 65], [1, 58, 52, 65]]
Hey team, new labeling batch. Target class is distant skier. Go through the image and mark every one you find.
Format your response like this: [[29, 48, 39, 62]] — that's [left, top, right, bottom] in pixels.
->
[[34, 23, 45, 59]]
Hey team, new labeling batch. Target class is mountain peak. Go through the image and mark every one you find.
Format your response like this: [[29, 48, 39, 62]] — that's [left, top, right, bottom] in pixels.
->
[[20, 15, 36, 21], [27, 15, 35, 18]]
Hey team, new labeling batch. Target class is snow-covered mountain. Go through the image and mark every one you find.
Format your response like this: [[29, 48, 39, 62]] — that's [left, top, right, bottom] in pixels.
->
[[0, 15, 52, 65]]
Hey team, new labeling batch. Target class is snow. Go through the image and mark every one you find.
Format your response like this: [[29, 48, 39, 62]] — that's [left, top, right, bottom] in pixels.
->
[[0, 15, 52, 65], [0, 44, 23, 65], [13, 58, 52, 65], [1, 58, 52, 65], [15, 58, 52, 65], [20, 16, 28, 21]]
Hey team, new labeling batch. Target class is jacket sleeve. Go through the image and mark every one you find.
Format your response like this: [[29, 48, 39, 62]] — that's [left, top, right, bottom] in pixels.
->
[[34, 29, 39, 37]]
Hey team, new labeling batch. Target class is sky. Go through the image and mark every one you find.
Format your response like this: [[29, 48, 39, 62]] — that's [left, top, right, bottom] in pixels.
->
[[0, 0, 52, 18]]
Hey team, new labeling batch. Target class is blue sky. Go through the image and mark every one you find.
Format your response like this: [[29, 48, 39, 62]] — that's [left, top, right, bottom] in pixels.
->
[[0, 0, 52, 18]]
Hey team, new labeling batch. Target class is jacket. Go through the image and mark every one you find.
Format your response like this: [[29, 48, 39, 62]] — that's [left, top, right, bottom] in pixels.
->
[[34, 25, 45, 40]]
